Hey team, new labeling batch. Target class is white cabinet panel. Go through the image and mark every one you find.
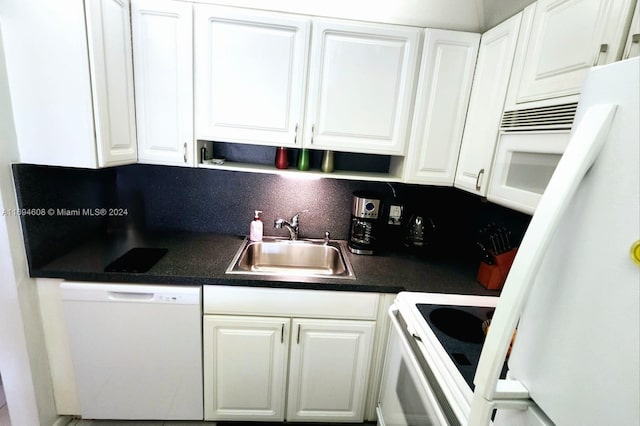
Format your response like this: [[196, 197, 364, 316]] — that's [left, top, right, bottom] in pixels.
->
[[203, 285, 380, 320], [287, 318, 375, 422], [623, 1, 640, 59], [455, 13, 523, 196], [86, 0, 138, 167], [2, 0, 137, 168], [195, 5, 310, 147], [403, 29, 479, 185], [203, 315, 289, 421], [515, 0, 635, 104], [132, 0, 193, 166], [304, 19, 421, 155]]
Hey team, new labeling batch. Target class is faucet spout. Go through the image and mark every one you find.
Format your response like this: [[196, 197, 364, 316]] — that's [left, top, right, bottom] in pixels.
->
[[274, 219, 298, 240], [274, 210, 309, 240]]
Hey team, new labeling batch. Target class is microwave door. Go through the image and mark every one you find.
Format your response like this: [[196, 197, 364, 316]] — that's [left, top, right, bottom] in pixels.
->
[[487, 131, 570, 214]]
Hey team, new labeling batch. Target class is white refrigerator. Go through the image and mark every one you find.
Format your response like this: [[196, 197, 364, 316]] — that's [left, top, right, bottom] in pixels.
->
[[469, 57, 640, 425]]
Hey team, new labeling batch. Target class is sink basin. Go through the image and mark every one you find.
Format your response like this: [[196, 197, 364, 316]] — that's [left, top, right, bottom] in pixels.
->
[[226, 237, 355, 279]]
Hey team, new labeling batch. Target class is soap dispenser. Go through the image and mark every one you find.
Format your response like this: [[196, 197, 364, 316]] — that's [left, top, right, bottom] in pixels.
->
[[250, 210, 263, 242]]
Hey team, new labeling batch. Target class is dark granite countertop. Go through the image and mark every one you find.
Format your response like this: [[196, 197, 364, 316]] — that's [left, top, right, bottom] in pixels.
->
[[31, 230, 501, 296]]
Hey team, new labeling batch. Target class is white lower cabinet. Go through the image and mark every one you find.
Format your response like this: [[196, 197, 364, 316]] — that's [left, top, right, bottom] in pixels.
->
[[287, 319, 375, 422], [202, 285, 381, 422], [203, 315, 375, 422], [203, 315, 289, 421]]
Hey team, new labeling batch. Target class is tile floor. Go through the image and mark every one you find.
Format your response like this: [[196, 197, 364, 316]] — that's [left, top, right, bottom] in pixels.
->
[[68, 422, 209, 426], [1, 379, 374, 426], [68, 422, 375, 426]]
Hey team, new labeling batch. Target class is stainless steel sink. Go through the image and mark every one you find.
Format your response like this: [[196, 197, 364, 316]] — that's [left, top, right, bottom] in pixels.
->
[[226, 237, 355, 279]]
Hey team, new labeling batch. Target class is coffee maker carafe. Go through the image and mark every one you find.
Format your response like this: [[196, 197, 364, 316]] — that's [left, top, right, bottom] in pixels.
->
[[348, 192, 381, 255]]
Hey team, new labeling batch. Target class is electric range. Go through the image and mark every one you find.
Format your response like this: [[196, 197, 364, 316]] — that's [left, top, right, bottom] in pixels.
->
[[377, 292, 500, 425]]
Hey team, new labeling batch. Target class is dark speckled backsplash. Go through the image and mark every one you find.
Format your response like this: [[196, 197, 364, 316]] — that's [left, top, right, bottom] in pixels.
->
[[12, 164, 117, 268], [13, 163, 532, 269]]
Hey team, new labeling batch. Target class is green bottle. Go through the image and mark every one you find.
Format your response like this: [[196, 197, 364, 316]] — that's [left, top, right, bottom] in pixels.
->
[[297, 148, 310, 171]]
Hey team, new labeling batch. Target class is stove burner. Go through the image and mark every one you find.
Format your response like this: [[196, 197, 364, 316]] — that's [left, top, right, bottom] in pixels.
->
[[417, 303, 500, 389], [429, 308, 486, 343]]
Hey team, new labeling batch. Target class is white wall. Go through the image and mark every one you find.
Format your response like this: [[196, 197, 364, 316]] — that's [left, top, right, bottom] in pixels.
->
[[0, 26, 59, 426]]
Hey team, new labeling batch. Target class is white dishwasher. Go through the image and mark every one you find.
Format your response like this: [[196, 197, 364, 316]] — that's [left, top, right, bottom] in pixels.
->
[[61, 282, 203, 420]]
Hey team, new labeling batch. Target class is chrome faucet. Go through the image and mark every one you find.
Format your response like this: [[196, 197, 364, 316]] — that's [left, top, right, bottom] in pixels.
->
[[274, 210, 309, 240]]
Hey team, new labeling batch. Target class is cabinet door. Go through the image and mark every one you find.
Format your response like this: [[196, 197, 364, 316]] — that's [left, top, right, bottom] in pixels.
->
[[132, 0, 193, 166], [287, 319, 375, 422], [515, 0, 635, 103], [1, 0, 98, 168], [403, 29, 479, 185], [454, 13, 523, 196], [622, 0, 639, 59], [203, 315, 290, 421], [85, 0, 138, 167], [194, 5, 310, 147], [304, 19, 421, 155]]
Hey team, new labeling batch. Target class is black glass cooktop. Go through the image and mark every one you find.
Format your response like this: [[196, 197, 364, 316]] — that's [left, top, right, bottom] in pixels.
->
[[416, 303, 500, 389], [104, 247, 168, 273]]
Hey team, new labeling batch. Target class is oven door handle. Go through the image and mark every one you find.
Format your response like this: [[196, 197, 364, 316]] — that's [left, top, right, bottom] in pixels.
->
[[387, 306, 452, 426]]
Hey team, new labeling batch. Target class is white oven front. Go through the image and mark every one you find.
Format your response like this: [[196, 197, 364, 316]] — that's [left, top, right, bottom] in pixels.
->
[[377, 307, 459, 426], [377, 293, 500, 426]]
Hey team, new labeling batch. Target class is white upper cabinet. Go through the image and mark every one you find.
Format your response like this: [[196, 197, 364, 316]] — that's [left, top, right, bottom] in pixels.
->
[[623, 1, 640, 59], [132, 0, 194, 167], [402, 29, 479, 185], [304, 19, 421, 155], [454, 13, 523, 196], [86, 0, 138, 167], [1, 0, 137, 168], [513, 0, 636, 105], [194, 5, 310, 147]]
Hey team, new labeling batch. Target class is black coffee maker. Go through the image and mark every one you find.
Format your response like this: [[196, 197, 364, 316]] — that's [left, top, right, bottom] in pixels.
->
[[348, 191, 381, 255]]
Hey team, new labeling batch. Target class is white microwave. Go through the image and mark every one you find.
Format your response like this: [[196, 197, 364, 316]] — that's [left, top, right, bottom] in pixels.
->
[[487, 102, 577, 214], [487, 130, 570, 214]]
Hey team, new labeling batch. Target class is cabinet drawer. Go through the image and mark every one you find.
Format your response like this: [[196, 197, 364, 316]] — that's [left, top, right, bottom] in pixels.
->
[[203, 286, 379, 320]]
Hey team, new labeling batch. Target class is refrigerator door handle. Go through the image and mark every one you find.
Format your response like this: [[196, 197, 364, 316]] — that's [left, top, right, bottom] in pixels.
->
[[469, 104, 617, 425]]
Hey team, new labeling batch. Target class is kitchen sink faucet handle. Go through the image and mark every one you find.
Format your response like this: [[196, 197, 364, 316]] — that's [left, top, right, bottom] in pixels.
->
[[291, 209, 310, 226]]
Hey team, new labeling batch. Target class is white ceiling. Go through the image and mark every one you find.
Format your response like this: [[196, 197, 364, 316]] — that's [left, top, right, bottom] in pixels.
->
[[197, 0, 537, 32], [482, 0, 537, 29]]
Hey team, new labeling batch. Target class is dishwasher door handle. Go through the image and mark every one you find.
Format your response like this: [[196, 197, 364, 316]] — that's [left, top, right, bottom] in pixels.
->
[[107, 291, 155, 301], [61, 283, 201, 304]]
